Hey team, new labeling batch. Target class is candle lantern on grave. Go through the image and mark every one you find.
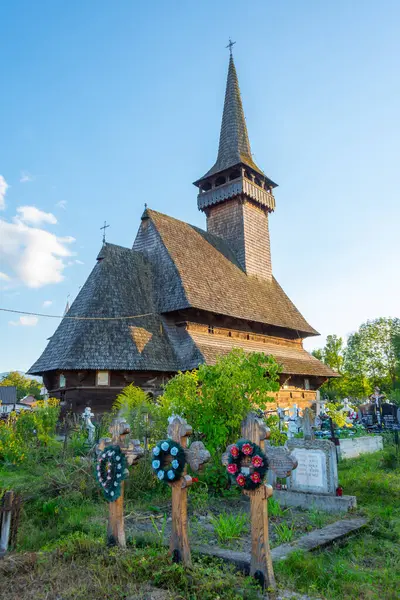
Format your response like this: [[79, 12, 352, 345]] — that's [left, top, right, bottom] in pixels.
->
[[152, 415, 210, 566], [95, 417, 144, 547]]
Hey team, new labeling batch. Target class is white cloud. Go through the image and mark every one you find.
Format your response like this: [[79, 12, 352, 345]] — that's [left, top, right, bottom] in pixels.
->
[[56, 200, 67, 210], [20, 171, 34, 183], [9, 315, 39, 326], [0, 216, 75, 288], [75, 259, 84, 265], [42, 300, 52, 307], [0, 272, 10, 280], [16, 205, 57, 226], [0, 175, 9, 210]]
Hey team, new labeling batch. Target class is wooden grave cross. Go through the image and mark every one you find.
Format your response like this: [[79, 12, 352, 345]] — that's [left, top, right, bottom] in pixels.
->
[[97, 417, 144, 548], [167, 415, 210, 566], [223, 412, 276, 592]]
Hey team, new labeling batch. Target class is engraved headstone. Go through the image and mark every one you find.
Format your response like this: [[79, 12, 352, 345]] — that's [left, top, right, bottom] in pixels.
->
[[381, 403, 400, 430], [286, 438, 338, 495], [358, 403, 377, 428]]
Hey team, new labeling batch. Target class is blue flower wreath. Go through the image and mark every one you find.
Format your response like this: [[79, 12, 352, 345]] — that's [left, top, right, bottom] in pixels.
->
[[151, 439, 186, 484], [95, 444, 128, 502]]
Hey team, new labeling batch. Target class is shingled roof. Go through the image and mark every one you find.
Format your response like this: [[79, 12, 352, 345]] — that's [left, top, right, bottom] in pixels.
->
[[29, 211, 331, 378], [134, 209, 318, 337], [28, 244, 183, 374], [187, 330, 337, 378], [194, 54, 277, 187]]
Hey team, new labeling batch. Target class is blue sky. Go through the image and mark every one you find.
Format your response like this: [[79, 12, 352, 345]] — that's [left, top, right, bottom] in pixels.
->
[[0, 0, 399, 373]]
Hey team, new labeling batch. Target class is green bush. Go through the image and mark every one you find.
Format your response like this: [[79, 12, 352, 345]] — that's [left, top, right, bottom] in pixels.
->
[[160, 349, 280, 455]]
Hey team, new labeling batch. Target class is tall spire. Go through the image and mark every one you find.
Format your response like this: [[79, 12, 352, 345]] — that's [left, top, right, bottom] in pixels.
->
[[198, 52, 265, 180], [193, 49, 278, 282]]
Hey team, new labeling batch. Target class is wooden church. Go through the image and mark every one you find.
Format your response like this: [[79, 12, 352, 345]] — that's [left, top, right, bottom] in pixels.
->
[[28, 51, 335, 413]]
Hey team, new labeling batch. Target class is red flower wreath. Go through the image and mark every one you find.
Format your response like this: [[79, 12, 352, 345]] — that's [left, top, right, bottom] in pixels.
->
[[225, 439, 268, 491]]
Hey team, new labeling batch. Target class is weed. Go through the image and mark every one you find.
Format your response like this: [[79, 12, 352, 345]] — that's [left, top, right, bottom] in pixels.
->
[[268, 497, 288, 518], [189, 481, 210, 513], [210, 512, 248, 544], [308, 506, 328, 529], [274, 521, 295, 543], [149, 513, 168, 548]]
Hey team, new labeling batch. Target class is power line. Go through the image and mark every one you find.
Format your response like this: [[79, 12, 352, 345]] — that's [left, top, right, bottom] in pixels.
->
[[0, 307, 155, 321]]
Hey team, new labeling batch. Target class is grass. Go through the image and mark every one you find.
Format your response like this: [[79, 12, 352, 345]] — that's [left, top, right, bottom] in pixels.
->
[[308, 506, 329, 530], [2, 442, 399, 599], [274, 521, 295, 544], [210, 512, 248, 544], [0, 543, 262, 600], [275, 446, 400, 599], [268, 496, 289, 518]]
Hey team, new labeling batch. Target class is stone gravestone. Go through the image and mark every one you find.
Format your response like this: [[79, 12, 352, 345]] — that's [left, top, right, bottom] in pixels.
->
[[286, 439, 337, 495], [381, 403, 400, 430], [358, 403, 377, 428], [274, 436, 357, 510]]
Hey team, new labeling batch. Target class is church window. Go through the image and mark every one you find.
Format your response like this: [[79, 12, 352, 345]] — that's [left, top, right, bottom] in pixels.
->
[[254, 177, 262, 187], [208, 325, 214, 334], [228, 331, 232, 337], [304, 378, 310, 390], [246, 334, 250, 340], [96, 371, 110, 386], [202, 181, 212, 192], [59, 373, 66, 388]]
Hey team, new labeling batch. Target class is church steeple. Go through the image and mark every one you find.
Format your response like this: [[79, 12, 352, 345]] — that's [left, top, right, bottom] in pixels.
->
[[200, 53, 262, 180], [193, 49, 277, 281]]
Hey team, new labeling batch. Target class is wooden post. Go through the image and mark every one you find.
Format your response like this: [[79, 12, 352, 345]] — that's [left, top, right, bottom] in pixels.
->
[[241, 412, 276, 592], [97, 417, 144, 548], [166, 416, 210, 566], [0, 491, 14, 557]]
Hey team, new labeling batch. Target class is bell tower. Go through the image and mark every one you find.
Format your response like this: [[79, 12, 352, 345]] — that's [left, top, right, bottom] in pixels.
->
[[193, 46, 277, 281]]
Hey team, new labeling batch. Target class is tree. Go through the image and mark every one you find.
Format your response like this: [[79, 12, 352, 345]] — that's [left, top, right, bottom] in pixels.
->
[[312, 335, 344, 373], [0, 371, 42, 401], [345, 318, 400, 393], [160, 348, 280, 455]]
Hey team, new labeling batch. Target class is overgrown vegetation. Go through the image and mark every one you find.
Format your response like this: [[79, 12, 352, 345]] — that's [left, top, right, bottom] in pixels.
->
[[0, 398, 60, 463], [275, 446, 400, 599], [312, 318, 400, 401], [210, 512, 248, 544]]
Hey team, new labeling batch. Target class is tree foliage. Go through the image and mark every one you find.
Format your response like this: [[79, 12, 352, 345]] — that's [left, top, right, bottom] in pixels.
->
[[160, 348, 280, 455], [112, 384, 164, 443], [0, 371, 42, 401], [312, 318, 400, 401]]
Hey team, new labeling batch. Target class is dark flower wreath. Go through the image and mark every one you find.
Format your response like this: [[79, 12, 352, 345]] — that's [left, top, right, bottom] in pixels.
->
[[95, 444, 128, 502], [226, 439, 268, 491], [152, 439, 186, 484]]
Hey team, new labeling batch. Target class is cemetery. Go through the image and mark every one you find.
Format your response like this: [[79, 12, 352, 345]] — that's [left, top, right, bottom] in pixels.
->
[[1, 350, 399, 600]]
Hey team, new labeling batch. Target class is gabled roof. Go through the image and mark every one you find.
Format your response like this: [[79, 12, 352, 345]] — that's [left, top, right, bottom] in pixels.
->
[[28, 244, 183, 374], [29, 211, 328, 377], [194, 54, 276, 187], [138, 210, 318, 337]]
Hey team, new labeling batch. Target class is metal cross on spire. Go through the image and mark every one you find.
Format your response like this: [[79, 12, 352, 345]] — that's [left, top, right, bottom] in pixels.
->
[[226, 38, 236, 55], [100, 221, 110, 244]]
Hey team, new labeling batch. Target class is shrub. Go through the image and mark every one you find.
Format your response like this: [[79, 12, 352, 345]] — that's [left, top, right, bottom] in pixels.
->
[[160, 349, 280, 456], [0, 398, 60, 465]]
